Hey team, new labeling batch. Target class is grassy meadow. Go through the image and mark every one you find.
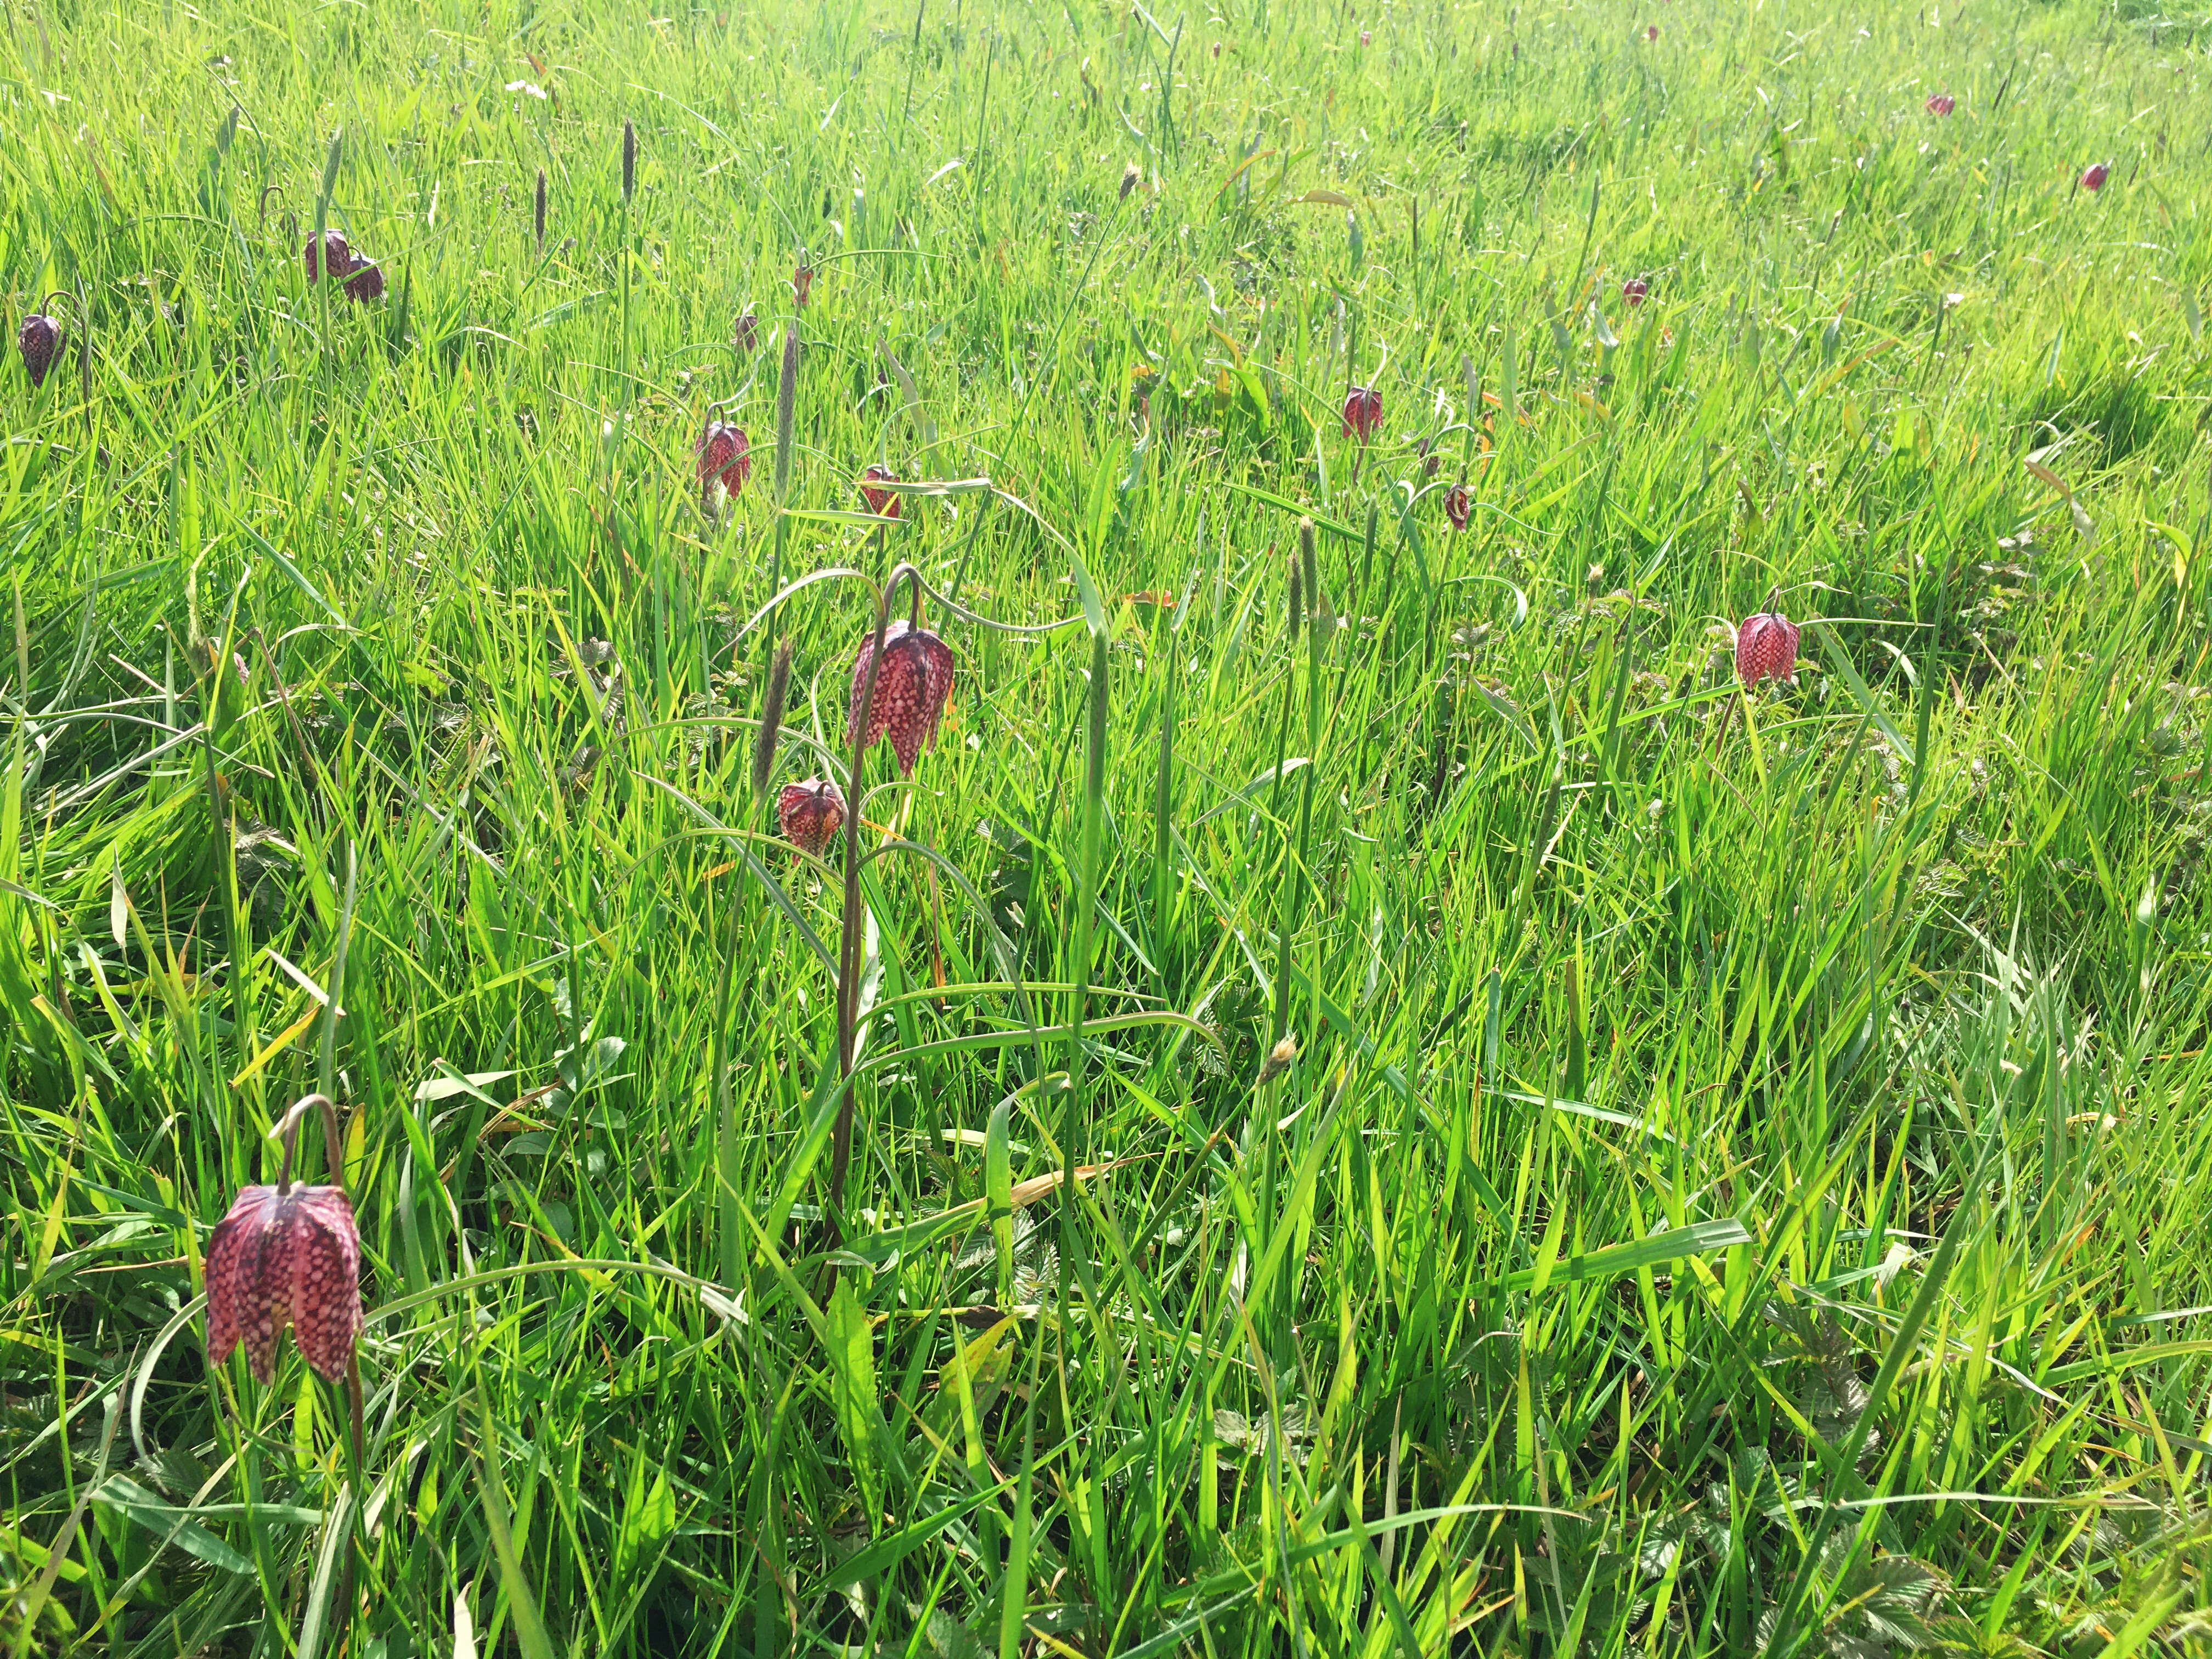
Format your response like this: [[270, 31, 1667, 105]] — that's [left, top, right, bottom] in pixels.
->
[[8, 0, 2212, 1652]]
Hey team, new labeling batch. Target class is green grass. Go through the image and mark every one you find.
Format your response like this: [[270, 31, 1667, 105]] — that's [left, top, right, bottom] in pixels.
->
[[6, 0, 2212, 1652]]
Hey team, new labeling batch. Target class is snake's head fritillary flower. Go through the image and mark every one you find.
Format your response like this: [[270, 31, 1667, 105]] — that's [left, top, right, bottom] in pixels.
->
[[732, 309, 759, 353], [1359, 27, 1371, 45], [1645, 23, 1658, 40], [859, 465, 901, 520], [1446, 483, 1472, 532], [18, 313, 62, 387], [304, 230, 351, 284], [848, 619, 955, 776], [1735, 612, 1801, 689], [1341, 385, 1383, 442], [1925, 93, 1955, 116], [204, 1182, 363, 1384], [777, 778, 847, 857], [2080, 161, 2109, 191], [340, 258, 385, 303], [793, 262, 814, 307], [1622, 276, 1649, 307], [697, 421, 752, 499]]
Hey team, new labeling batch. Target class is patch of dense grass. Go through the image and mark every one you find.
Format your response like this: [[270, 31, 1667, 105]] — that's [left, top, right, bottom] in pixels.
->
[[5, 0, 2212, 1654]]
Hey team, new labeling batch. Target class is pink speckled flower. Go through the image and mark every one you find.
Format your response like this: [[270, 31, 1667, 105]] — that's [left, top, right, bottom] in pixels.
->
[[1341, 385, 1383, 442], [1445, 483, 1472, 532], [696, 421, 752, 499], [848, 618, 955, 776], [1925, 93, 1955, 116], [859, 465, 902, 520], [1735, 612, 1801, 689], [304, 230, 352, 284], [204, 1182, 362, 1384], [1622, 276, 1649, 307], [2079, 160, 2109, 191], [777, 778, 847, 856], [18, 312, 62, 387]]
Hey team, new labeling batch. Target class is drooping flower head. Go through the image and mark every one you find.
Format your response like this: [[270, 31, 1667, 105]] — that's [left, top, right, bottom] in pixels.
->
[[1925, 93, 1955, 116], [2080, 160, 2109, 192], [304, 229, 351, 284], [778, 778, 847, 856], [859, 465, 901, 520], [340, 258, 385, 303], [18, 312, 63, 387], [1342, 385, 1383, 442], [793, 262, 815, 308], [1735, 611, 1801, 689], [1622, 275, 1649, 307], [205, 1181, 362, 1384], [848, 618, 955, 775], [732, 309, 759, 354], [1446, 483, 1473, 532], [1645, 23, 1658, 40], [697, 421, 752, 499]]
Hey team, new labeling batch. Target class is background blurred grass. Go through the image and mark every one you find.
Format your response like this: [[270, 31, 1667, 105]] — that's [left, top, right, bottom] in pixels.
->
[[6, 0, 2212, 1653]]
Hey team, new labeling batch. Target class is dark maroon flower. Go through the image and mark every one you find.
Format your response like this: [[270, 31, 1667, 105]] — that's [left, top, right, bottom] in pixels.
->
[[848, 618, 955, 776], [732, 309, 759, 353], [697, 421, 752, 498], [1645, 23, 1658, 40], [1925, 93, 1955, 116], [1735, 612, 1801, 689], [204, 1182, 363, 1384], [1622, 276, 1649, 307], [1342, 385, 1383, 442], [2080, 161, 2109, 192], [778, 778, 847, 856], [793, 262, 814, 307], [859, 465, 901, 520], [340, 258, 385, 303], [304, 229, 351, 284], [1446, 483, 1472, 532], [18, 313, 62, 387]]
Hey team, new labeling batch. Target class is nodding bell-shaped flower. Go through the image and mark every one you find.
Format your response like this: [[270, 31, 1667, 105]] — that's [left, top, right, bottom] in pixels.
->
[[859, 465, 901, 520], [732, 309, 759, 353], [1446, 483, 1472, 532], [848, 618, 955, 776], [1341, 385, 1383, 442], [1735, 611, 1801, 689], [1925, 92, 1955, 116], [793, 262, 814, 307], [18, 312, 62, 387], [204, 1098, 363, 1385], [778, 778, 847, 857], [304, 229, 352, 284], [2080, 161, 2109, 191], [1622, 275, 1649, 307], [697, 421, 752, 500], [340, 258, 385, 303]]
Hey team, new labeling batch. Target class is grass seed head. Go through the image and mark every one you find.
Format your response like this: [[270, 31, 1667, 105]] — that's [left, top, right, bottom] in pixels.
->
[[622, 118, 637, 202], [752, 640, 793, 795], [1259, 1034, 1297, 1085], [534, 166, 547, 247]]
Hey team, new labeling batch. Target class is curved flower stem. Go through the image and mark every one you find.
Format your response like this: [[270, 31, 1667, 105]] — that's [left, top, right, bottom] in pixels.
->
[[828, 562, 924, 1243]]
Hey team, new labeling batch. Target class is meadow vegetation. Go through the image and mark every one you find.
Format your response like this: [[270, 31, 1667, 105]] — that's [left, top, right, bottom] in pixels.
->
[[6, 0, 2212, 1652]]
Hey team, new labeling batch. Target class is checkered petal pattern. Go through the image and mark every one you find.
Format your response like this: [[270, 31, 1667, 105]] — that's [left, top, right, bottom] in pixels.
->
[[204, 1183, 363, 1385]]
